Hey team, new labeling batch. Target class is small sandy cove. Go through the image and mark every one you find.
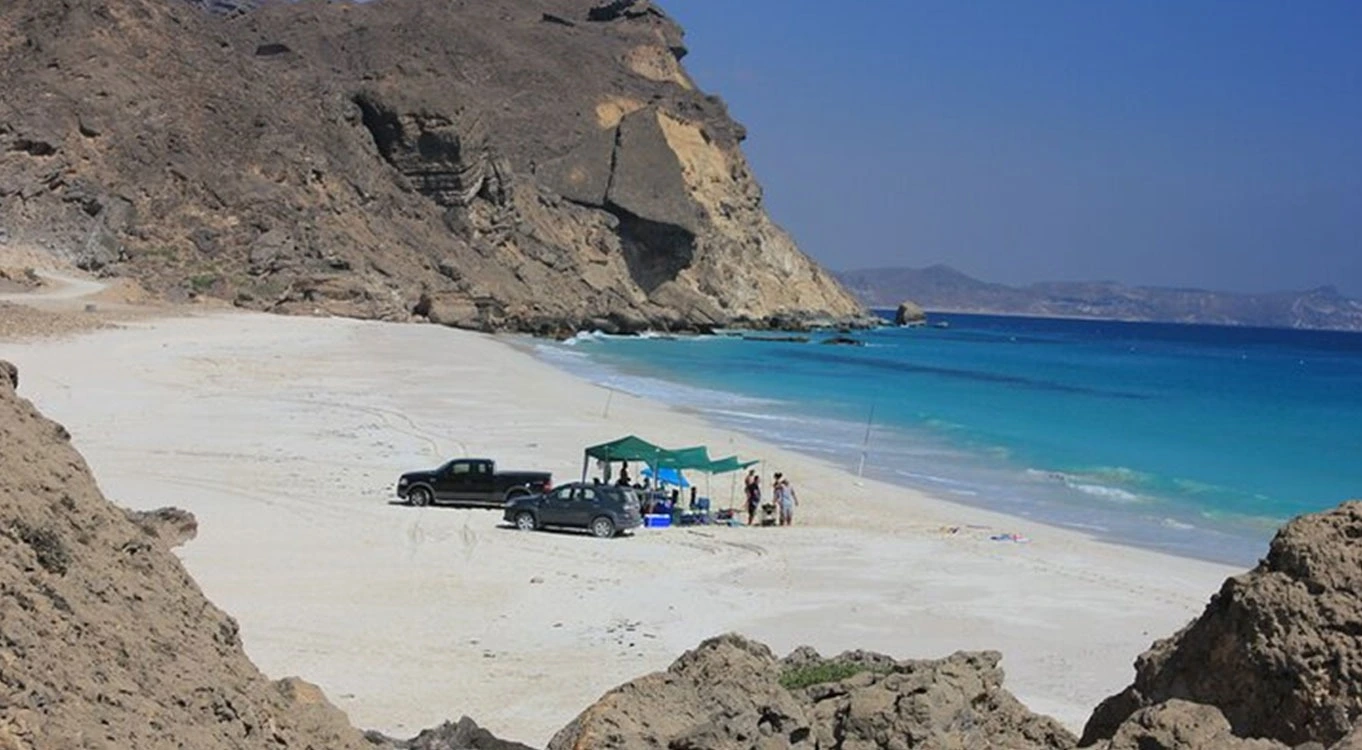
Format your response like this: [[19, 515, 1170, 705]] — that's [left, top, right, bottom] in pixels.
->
[[0, 281, 1237, 746]]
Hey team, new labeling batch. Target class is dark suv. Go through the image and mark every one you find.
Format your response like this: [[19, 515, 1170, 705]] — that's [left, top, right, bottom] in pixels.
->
[[503, 482, 643, 538]]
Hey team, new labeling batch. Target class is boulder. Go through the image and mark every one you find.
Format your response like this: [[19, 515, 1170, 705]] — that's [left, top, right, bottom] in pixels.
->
[[1082, 501, 1362, 748], [547, 633, 1075, 750], [1086, 700, 1289, 750], [894, 299, 926, 326], [375, 716, 536, 750], [800, 649, 1077, 750], [606, 108, 702, 236], [548, 634, 812, 750]]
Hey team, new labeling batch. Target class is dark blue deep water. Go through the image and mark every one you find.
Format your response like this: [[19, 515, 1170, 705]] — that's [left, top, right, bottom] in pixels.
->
[[534, 314, 1362, 564]]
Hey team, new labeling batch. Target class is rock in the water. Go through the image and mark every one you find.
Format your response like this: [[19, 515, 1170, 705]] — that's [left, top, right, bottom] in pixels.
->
[[1082, 501, 1362, 747], [1086, 700, 1289, 750], [547, 633, 1075, 750], [895, 299, 926, 326]]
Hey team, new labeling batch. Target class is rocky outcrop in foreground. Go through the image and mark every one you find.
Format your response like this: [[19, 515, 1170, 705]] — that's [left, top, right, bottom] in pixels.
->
[[0, 361, 369, 748], [0, 0, 867, 333], [1082, 501, 1362, 748], [548, 634, 1076, 750], [0, 361, 514, 749]]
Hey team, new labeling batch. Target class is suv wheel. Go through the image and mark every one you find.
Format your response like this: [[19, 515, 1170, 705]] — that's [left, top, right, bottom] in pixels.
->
[[514, 511, 537, 532], [590, 516, 616, 539], [409, 487, 432, 507]]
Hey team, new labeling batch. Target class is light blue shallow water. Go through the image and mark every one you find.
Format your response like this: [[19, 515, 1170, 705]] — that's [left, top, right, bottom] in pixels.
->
[[532, 313, 1362, 565]]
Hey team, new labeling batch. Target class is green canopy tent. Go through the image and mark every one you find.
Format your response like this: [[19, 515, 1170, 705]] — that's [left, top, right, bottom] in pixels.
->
[[695, 455, 761, 511], [653, 445, 713, 471], [582, 435, 666, 483], [701, 456, 760, 475]]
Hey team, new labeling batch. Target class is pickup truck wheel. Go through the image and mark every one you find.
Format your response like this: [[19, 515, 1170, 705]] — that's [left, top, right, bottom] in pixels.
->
[[409, 487, 432, 507], [590, 516, 616, 539], [514, 511, 537, 532]]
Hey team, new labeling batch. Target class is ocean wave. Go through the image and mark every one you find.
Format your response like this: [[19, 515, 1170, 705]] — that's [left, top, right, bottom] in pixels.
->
[[1071, 465, 1157, 486], [1025, 469, 1144, 503]]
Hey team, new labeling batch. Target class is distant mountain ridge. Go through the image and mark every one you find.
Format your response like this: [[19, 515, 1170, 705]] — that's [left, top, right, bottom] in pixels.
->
[[836, 265, 1362, 332]]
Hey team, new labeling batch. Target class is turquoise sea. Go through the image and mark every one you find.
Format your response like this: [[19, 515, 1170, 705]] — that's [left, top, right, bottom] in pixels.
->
[[533, 313, 1362, 565]]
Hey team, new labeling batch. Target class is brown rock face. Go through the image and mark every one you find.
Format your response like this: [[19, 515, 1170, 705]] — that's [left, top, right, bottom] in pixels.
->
[[0, 0, 868, 333], [0, 361, 372, 749], [1081, 501, 1362, 748], [1085, 701, 1289, 750], [547, 633, 1075, 750]]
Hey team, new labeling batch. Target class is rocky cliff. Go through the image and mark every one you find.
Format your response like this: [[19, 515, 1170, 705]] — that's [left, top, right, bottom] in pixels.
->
[[0, 0, 867, 334], [838, 265, 1362, 332]]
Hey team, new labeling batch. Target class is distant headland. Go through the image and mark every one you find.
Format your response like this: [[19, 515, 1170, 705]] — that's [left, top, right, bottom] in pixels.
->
[[837, 265, 1362, 332]]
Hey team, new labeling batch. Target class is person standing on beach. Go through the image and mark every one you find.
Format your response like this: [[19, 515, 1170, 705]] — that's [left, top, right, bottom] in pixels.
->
[[744, 470, 761, 525], [774, 474, 798, 526]]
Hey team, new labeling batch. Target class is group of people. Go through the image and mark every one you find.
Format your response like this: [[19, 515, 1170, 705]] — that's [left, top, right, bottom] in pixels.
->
[[743, 469, 798, 526]]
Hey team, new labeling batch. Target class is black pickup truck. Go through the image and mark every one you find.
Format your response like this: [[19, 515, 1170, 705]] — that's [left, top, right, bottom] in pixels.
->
[[396, 458, 552, 508]]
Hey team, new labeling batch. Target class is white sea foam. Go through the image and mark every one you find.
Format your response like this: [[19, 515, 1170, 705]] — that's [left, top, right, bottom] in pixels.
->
[[1068, 483, 1141, 503], [1024, 469, 1143, 503]]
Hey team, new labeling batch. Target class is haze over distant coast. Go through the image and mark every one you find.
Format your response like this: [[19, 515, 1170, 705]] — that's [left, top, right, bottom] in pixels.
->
[[837, 265, 1362, 332]]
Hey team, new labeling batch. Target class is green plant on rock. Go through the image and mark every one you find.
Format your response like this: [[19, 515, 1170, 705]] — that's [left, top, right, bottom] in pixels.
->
[[779, 661, 889, 690]]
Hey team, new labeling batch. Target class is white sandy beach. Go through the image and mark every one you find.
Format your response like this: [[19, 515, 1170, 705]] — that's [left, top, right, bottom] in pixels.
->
[[0, 287, 1240, 746]]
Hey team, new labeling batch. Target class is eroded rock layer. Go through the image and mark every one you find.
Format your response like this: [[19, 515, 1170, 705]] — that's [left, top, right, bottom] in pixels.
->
[[0, 0, 867, 333]]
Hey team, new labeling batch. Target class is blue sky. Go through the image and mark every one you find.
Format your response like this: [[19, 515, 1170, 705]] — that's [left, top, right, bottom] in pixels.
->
[[664, 1, 1362, 295]]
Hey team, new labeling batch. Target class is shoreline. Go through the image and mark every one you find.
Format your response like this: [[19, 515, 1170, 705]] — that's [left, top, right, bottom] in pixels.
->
[[0, 308, 1239, 745], [521, 332, 1276, 568]]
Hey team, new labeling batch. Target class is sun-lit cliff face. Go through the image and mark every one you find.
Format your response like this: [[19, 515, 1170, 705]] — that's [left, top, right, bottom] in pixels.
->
[[0, 0, 869, 333]]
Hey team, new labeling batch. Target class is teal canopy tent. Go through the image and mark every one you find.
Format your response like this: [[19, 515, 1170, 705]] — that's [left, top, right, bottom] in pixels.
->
[[701, 455, 760, 475], [653, 445, 712, 471], [582, 435, 666, 482]]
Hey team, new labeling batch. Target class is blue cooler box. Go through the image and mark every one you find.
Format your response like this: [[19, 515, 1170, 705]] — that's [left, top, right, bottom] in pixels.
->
[[643, 514, 672, 528]]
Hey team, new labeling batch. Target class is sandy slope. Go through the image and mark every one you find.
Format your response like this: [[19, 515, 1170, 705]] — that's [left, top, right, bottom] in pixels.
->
[[0, 309, 1238, 746]]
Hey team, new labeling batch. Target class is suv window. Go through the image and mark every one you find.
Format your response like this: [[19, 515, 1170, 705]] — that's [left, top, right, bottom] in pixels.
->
[[581, 488, 597, 502]]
